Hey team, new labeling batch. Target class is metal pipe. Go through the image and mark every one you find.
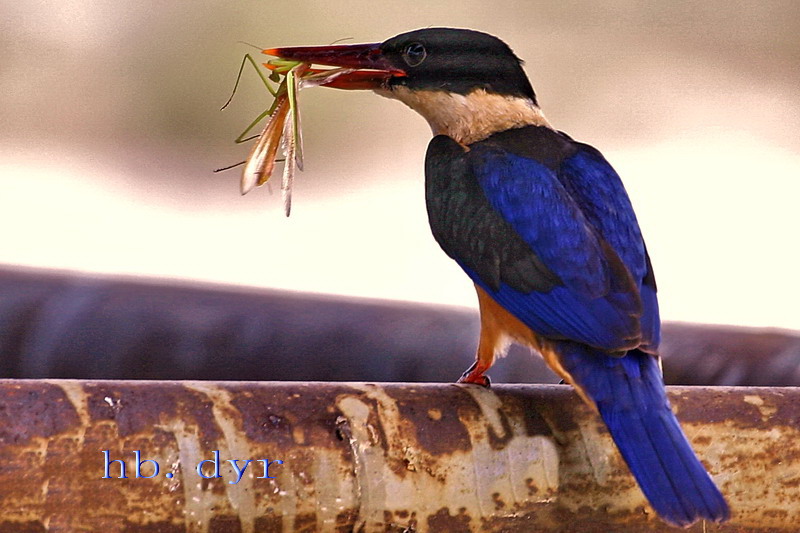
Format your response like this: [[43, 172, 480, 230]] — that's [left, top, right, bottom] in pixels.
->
[[0, 380, 797, 532]]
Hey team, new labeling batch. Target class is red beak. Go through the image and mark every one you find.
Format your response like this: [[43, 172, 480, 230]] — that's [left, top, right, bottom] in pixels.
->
[[263, 43, 405, 90]]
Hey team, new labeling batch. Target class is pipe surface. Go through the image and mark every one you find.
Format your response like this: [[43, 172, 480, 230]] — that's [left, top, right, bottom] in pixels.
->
[[0, 380, 797, 532]]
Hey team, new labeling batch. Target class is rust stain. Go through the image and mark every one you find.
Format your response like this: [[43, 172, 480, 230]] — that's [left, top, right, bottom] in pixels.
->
[[252, 514, 282, 533], [525, 478, 538, 496], [0, 382, 81, 445], [333, 509, 358, 532], [490, 492, 505, 510], [356, 391, 391, 455], [426, 507, 472, 532], [499, 386, 556, 438], [121, 521, 185, 532], [208, 515, 243, 533], [83, 382, 222, 443], [671, 387, 799, 429], [0, 522, 46, 533], [293, 512, 317, 532], [484, 406, 515, 451], [228, 382, 364, 449], [383, 385, 476, 456]]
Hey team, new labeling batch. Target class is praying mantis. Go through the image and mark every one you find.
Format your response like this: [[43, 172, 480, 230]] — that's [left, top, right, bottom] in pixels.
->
[[219, 51, 356, 216]]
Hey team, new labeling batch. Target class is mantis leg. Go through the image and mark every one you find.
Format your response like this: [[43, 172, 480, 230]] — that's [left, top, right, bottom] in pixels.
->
[[221, 53, 283, 144]]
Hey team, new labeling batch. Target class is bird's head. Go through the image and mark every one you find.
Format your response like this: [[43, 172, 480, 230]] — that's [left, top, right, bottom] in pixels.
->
[[265, 28, 549, 144]]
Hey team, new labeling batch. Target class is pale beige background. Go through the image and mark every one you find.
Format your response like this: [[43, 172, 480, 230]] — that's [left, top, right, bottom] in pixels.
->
[[1, 1, 798, 329]]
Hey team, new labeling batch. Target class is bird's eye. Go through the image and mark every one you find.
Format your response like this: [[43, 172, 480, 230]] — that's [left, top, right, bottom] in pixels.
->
[[402, 43, 427, 67]]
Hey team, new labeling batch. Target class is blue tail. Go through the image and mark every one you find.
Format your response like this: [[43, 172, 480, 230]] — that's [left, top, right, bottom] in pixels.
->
[[556, 342, 730, 527]]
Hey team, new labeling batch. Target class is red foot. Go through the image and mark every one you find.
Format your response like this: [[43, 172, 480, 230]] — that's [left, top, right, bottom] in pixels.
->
[[457, 362, 492, 387]]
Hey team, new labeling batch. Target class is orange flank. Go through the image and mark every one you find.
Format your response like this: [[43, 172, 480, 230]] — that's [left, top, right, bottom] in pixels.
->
[[467, 285, 596, 409]]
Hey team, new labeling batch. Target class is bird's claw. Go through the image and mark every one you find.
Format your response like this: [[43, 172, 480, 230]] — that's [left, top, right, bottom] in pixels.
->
[[458, 367, 492, 388]]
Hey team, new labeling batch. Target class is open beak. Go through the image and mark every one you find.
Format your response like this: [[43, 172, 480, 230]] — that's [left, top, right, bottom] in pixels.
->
[[263, 43, 405, 90]]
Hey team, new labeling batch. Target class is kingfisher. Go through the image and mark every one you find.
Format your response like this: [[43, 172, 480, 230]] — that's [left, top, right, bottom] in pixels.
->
[[265, 28, 729, 527]]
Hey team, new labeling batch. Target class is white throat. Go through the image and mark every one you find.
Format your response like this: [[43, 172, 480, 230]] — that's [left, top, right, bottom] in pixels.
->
[[376, 86, 552, 145]]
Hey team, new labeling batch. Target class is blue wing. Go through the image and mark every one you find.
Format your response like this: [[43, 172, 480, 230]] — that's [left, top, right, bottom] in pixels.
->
[[557, 142, 660, 350], [425, 127, 659, 352]]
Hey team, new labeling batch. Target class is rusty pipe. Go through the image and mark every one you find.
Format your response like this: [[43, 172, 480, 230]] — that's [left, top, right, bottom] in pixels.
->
[[0, 380, 797, 532]]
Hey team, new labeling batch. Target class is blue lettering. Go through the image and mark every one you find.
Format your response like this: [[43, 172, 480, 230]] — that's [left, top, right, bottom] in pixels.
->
[[134, 450, 159, 478], [257, 459, 283, 479], [196, 450, 221, 479], [228, 459, 252, 484], [102, 450, 128, 479]]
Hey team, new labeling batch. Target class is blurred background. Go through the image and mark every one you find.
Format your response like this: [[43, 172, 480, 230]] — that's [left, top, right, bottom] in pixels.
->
[[1, 1, 799, 382]]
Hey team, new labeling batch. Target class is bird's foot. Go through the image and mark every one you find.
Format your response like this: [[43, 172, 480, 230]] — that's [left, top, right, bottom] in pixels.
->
[[457, 362, 492, 387]]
